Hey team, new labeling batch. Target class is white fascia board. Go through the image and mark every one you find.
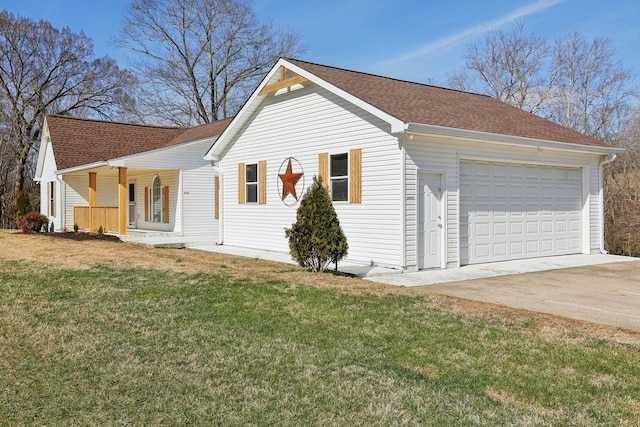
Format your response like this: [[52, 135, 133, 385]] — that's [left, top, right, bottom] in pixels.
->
[[204, 58, 406, 161], [34, 120, 51, 181], [405, 123, 625, 155], [56, 137, 219, 174], [109, 136, 220, 166], [56, 161, 108, 175]]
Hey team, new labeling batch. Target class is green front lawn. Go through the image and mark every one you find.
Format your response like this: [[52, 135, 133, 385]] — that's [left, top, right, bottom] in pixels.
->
[[1, 259, 639, 425]]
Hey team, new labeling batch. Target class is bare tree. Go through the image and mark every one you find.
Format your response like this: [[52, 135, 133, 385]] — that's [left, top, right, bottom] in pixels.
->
[[448, 22, 636, 142], [0, 11, 137, 228], [448, 21, 550, 114], [118, 0, 306, 126], [604, 110, 640, 255], [547, 34, 635, 141]]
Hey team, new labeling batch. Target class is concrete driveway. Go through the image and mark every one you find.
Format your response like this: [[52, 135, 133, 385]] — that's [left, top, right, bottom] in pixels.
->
[[370, 256, 640, 331]]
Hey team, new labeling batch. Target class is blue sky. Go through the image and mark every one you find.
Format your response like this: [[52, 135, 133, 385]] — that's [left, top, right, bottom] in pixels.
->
[[3, 0, 640, 85]]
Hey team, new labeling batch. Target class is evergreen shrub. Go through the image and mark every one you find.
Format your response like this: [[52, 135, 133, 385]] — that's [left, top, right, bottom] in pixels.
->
[[285, 176, 348, 272]]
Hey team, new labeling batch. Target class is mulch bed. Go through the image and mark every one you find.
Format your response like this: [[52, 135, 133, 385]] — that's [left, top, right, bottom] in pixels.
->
[[39, 231, 122, 243]]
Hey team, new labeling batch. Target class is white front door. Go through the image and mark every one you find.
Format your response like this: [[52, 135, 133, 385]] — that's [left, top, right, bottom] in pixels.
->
[[128, 181, 136, 228], [418, 174, 443, 269]]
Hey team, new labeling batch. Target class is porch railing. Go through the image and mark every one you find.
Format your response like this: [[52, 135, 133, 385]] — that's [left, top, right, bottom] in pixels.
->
[[74, 206, 119, 233]]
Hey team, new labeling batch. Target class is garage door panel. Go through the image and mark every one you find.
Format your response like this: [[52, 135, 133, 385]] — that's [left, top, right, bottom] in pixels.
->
[[494, 243, 507, 256], [510, 222, 523, 235], [493, 222, 507, 236], [526, 221, 539, 233], [476, 244, 490, 258], [557, 239, 567, 251], [476, 223, 490, 237], [569, 237, 580, 250], [460, 161, 582, 265], [510, 241, 523, 255]]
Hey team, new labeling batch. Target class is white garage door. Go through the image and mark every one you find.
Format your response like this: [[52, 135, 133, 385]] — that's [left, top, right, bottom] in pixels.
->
[[460, 160, 582, 265]]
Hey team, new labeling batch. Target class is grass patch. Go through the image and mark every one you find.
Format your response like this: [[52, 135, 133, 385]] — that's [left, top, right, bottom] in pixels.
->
[[1, 260, 640, 425]]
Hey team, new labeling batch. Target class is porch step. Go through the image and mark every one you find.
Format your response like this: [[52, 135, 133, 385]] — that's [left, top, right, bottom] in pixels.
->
[[119, 231, 218, 248], [119, 231, 181, 241]]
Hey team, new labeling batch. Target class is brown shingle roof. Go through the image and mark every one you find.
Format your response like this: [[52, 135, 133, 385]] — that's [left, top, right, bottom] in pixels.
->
[[168, 117, 233, 146], [45, 115, 230, 170], [287, 58, 613, 149]]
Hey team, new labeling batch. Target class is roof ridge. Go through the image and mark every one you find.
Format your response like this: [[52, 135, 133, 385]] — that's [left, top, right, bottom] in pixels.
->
[[45, 114, 184, 131], [283, 57, 492, 99]]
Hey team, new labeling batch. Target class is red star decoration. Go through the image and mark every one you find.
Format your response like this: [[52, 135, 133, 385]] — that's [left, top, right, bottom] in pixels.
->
[[279, 158, 303, 200]]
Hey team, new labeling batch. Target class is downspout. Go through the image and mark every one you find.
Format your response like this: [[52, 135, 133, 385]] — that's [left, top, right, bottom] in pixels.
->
[[213, 166, 224, 245], [179, 169, 184, 236], [400, 138, 406, 270], [599, 154, 617, 254]]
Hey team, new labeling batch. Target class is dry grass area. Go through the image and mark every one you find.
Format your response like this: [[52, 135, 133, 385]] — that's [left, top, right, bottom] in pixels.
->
[[4, 230, 640, 425], [4, 229, 640, 346]]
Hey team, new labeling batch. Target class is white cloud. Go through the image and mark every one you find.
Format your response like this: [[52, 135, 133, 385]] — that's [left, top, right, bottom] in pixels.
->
[[375, 0, 567, 68]]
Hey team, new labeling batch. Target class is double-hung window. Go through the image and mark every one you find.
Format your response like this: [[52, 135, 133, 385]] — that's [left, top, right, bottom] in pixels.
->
[[319, 148, 361, 204], [330, 153, 349, 202], [245, 163, 258, 203], [238, 161, 266, 205]]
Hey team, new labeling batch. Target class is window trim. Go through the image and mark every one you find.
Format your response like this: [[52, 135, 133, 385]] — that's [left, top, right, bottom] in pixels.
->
[[329, 152, 349, 202], [47, 181, 56, 217], [245, 163, 258, 203]]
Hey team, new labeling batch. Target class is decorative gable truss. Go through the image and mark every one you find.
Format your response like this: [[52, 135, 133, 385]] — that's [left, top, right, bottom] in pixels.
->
[[259, 66, 309, 96]]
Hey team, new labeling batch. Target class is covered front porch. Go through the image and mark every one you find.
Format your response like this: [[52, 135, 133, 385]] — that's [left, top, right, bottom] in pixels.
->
[[62, 165, 176, 236], [71, 167, 129, 234]]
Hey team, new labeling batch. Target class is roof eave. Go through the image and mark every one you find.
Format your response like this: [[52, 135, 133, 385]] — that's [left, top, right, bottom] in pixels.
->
[[111, 135, 220, 166], [56, 161, 108, 175], [405, 123, 624, 155]]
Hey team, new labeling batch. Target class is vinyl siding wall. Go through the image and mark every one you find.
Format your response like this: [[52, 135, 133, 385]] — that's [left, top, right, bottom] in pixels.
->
[[181, 167, 218, 237], [404, 134, 604, 269], [38, 141, 63, 230], [220, 84, 404, 268]]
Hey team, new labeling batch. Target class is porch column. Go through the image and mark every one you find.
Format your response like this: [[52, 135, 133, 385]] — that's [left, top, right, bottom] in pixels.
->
[[118, 167, 127, 235], [89, 172, 97, 231]]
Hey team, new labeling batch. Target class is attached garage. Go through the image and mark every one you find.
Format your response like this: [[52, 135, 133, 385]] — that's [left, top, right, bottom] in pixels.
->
[[460, 160, 583, 265], [204, 58, 623, 273]]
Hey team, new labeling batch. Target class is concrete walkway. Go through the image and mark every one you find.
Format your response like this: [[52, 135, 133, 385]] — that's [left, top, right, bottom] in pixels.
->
[[124, 231, 638, 286], [365, 254, 638, 287], [191, 242, 637, 288]]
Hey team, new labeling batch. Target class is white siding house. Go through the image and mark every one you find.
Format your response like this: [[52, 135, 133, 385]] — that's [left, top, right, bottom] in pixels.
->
[[205, 58, 622, 271], [34, 115, 230, 240]]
